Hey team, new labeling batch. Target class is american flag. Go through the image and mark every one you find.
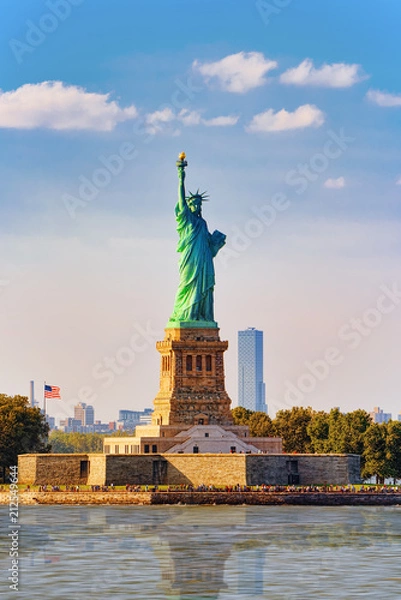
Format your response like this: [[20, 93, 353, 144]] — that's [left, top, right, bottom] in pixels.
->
[[44, 384, 61, 399]]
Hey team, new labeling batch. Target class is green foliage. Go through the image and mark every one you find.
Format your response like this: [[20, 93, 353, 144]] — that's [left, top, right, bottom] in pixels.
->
[[385, 421, 401, 482], [0, 394, 50, 475], [342, 410, 372, 456], [231, 406, 253, 425], [248, 412, 275, 437], [274, 406, 314, 453], [327, 408, 347, 453], [362, 423, 388, 483], [49, 431, 104, 453], [308, 408, 372, 457], [232, 405, 400, 482], [308, 411, 330, 453]]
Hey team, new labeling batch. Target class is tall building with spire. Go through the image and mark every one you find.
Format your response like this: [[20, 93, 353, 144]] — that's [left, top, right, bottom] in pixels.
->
[[238, 327, 267, 413]]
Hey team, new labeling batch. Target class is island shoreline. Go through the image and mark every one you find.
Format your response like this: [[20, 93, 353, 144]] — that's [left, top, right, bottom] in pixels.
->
[[1, 491, 401, 506]]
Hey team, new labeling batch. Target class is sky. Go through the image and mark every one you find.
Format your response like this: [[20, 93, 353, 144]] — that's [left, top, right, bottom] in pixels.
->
[[1, 0, 400, 423]]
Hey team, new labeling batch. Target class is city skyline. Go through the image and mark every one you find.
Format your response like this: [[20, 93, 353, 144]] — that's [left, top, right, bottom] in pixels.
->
[[1, 1, 400, 422]]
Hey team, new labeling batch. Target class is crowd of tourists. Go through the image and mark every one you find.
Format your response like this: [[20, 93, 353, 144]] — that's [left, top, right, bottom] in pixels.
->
[[9, 483, 401, 493]]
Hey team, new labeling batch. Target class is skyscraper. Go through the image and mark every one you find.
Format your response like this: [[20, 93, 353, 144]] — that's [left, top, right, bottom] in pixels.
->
[[74, 402, 86, 426], [238, 327, 267, 413], [85, 405, 95, 426], [74, 402, 95, 427]]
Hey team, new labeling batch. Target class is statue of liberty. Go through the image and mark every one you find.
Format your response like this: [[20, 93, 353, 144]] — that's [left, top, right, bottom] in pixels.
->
[[168, 153, 226, 327]]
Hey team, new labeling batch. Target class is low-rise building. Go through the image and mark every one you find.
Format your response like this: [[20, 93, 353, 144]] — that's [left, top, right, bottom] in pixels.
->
[[103, 424, 281, 455]]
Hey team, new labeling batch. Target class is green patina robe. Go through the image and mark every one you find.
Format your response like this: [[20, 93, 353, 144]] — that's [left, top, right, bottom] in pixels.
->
[[170, 200, 226, 323]]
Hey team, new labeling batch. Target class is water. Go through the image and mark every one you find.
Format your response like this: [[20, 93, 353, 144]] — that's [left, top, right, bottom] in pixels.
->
[[1, 505, 401, 599]]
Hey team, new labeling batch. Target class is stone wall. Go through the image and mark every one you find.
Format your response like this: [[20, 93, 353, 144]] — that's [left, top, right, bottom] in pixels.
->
[[246, 454, 288, 485], [87, 454, 107, 486], [0, 491, 151, 505], [165, 454, 247, 486], [347, 455, 362, 483], [18, 455, 38, 485], [104, 455, 163, 485], [18, 454, 92, 485], [298, 454, 361, 485], [1, 491, 400, 506], [246, 454, 361, 486], [150, 491, 401, 506], [18, 452, 361, 486]]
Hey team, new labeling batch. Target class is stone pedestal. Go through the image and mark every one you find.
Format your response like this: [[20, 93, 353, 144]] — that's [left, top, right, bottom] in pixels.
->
[[152, 327, 233, 427]]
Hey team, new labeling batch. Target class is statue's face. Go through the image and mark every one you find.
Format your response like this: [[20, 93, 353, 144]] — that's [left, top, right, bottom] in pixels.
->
[[188, 196, 202, 215]]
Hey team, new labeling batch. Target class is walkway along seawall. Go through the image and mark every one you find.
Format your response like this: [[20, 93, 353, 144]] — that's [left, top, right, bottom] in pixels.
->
[[1, 491, 401, 506]]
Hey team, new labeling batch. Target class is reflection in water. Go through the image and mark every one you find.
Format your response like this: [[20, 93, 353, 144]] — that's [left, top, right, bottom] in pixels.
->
[[2, 505, 400, 599]]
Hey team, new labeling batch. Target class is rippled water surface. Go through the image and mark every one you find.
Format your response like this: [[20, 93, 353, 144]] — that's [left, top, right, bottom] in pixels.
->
[[1, 505, 401, 599]]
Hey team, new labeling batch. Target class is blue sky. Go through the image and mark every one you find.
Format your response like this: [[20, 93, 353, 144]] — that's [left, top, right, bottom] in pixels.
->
[[1, 0, 400, 422]]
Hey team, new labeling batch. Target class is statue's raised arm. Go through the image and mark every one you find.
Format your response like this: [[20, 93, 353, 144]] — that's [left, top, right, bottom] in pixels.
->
[[168, 152, 226, 328], [176, 152, 187, 213]]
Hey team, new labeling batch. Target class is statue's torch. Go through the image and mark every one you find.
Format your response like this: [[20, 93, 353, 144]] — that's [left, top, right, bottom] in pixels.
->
[[176, 151, 187, 169]]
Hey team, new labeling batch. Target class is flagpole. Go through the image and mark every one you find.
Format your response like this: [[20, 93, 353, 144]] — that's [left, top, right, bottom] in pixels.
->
[[43, 380, 46, 417]]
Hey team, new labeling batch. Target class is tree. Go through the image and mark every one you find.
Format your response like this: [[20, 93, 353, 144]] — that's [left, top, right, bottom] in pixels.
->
[[308, 411, 330, 453], [309, 408, 371, 458], [248, 412, 275, 437], [0, 394, 49, 480], [342, 410, 372, 457], [362, 423, 388, 483], [327, 408, 347, 453], [385, 421, 401, 483], [48, 431, 75, 453], [273, 407, 314, 453], [49, 431, 104, 453], [231, 407, 253, 425]]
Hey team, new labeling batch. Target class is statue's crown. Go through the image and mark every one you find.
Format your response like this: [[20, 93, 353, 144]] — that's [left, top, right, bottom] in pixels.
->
[[187, 189, 209, 201]]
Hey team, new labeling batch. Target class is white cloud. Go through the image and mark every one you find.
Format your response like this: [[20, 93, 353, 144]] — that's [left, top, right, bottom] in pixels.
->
[[145, 108, 239, 134], [366, 89, 401, 107], [145, 107, 176, 133], [193, 51, 277, 93], [146, 107, 175, 125], [324, 177, 345, 189], [396, 177, 401, 185], [145, 108, 200, 133], [0, 81, 137, 131], [178, 109, 202, 126], [202, 115, 239, 127], [280, 59, 366, 88], [246, 104, 324, 133]]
